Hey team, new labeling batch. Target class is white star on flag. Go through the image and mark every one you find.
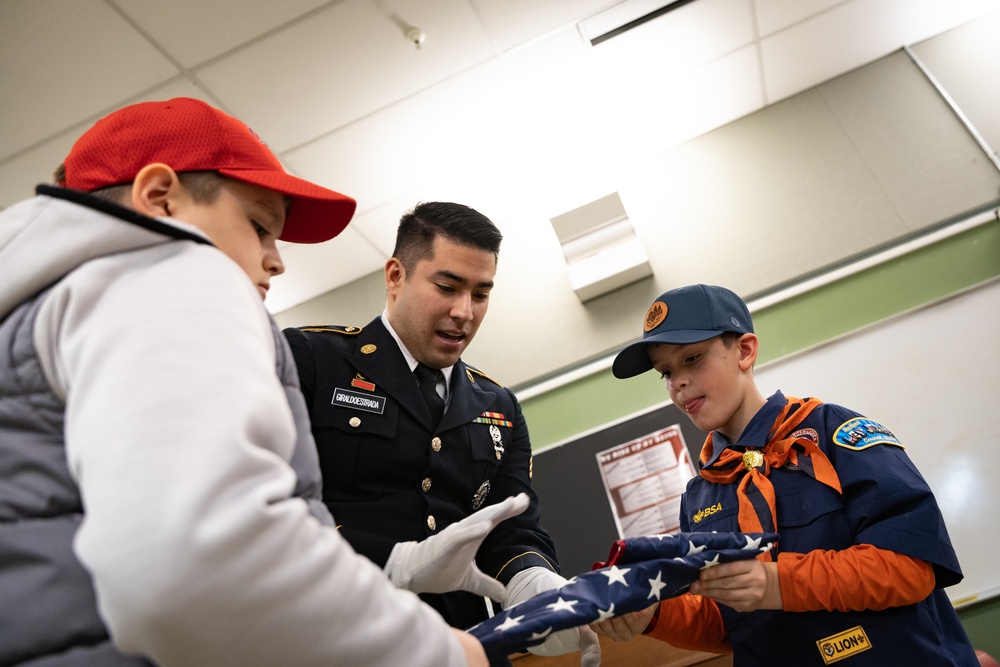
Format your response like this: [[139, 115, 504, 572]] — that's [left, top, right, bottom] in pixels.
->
[[496, 614, 524, 632], [600, 565, 631, 586], [647, 571, 668, 600], [546, 597, 579, 614], [468, 530, 778, 658], [594, 604, 616, 623], [686, 541, 708, 556], [700, 554, 721, 570], [527, 628, 553, 642]]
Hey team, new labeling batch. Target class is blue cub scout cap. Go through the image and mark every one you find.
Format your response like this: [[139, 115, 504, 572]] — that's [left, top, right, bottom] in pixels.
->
[[612, 284, 753, 379]]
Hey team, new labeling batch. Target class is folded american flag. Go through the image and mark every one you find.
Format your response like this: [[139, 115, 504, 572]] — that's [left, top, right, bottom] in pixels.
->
[[469, 531, 778, 656]]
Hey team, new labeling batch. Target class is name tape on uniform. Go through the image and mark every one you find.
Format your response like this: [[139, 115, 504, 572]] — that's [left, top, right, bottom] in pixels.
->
[[332, 388, 386, 414]]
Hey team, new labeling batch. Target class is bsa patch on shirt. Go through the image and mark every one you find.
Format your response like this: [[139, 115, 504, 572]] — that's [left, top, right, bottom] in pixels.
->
[[816, 625, 872, 664], [833, 418, 903, 451], [692, 502, 723, 524]]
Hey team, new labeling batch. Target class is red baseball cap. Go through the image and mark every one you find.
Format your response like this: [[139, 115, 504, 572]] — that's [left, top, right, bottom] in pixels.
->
[[61, 97, 356, 244]]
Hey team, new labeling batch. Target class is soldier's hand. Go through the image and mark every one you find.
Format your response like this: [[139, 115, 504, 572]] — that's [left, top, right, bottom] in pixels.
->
[[384, 493, 529, 597], [503, 568, 602, 665], [528, 624, 602, 666]]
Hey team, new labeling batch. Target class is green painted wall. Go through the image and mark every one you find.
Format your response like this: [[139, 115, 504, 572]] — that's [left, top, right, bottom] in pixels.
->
[[521, 219, 1000, 449]]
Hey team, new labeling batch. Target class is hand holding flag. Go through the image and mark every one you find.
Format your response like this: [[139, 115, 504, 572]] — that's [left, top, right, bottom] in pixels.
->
[[468, 531, 777, 657]]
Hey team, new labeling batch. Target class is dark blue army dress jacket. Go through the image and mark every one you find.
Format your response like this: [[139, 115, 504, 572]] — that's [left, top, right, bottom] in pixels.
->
[[284, 317, 559, 634]]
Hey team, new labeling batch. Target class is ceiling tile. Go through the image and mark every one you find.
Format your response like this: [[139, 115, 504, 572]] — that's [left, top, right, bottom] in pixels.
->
[[585, 0, 755, 70], [753, 0, 849, 37], [471, 0, 611, 51], [761, 0, 1000, 103], [600, 43, 767, 161], [0, 0, 178, 160], [910, 8, 1000, 158], [113, 0, 333, 68], [281, 53, 522, 222], [195, 0, 495, 154]]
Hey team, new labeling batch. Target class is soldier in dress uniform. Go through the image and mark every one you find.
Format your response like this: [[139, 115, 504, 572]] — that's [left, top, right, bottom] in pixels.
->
[[284, 202, 599, 667]]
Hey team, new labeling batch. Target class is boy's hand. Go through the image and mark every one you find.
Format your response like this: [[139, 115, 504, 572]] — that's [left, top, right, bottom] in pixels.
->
[[689, 559, 782, 611], [590, 603, 658, 642]]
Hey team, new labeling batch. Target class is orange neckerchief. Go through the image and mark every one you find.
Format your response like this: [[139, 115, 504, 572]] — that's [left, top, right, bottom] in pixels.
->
[[698, 396, 842, 557]]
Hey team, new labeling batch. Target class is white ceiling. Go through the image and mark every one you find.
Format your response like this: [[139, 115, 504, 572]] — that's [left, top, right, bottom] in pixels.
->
[[3, 0, 1000, 314]]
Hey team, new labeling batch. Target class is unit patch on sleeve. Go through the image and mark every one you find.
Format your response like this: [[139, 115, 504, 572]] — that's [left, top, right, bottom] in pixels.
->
[[816, 625, 872, 664], [832, 418, 903, 451]]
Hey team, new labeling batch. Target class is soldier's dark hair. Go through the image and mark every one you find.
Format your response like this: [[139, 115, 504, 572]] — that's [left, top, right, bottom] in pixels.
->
[[392, 201, 502, 272]]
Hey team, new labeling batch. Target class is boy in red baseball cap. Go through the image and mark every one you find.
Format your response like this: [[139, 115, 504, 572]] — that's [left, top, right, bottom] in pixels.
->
[[0, 98, 490, 666]]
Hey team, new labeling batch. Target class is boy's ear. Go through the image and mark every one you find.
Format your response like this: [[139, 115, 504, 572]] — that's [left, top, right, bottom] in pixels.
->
[[130, 163, 182, 218], [737, 333, 759, 371]]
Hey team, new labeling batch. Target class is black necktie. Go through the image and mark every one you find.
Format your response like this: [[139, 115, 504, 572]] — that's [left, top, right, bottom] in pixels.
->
[[414, 363, 445, 428]]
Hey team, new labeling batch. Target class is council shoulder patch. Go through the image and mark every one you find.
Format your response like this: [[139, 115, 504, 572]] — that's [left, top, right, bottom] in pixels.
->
[[298, 324, 363, 335], [833, 417, 903, 451]]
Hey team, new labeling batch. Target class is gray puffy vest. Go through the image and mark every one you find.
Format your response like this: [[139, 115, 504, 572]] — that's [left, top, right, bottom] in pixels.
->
[[0, 285, 328, 665]]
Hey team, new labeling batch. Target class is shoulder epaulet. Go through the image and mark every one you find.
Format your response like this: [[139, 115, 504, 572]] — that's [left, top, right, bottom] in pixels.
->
[[297, 325, 363, 335], [467, 365, 505, 388]]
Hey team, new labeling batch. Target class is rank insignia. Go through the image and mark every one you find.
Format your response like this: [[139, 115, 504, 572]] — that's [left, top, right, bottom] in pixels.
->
[[351, 375, 375, 392], [490, 425, 504, 459], [472, 481, 491, 510], [472, 411, 512, 428]]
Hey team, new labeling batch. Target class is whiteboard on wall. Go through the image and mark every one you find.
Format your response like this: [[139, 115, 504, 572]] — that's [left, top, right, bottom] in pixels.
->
[[753, 278, 1000, 605]]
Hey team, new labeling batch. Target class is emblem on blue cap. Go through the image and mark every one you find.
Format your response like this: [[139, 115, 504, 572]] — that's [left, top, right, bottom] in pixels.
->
[[644, 301, 667, 332]]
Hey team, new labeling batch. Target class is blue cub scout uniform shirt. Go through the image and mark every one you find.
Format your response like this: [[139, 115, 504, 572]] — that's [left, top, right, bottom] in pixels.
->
[[680, 391, 977, 667]]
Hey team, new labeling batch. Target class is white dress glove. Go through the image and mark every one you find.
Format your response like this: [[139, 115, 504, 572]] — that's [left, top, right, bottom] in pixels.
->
[[384, 493, 530, 599], [503, 567, 602, 666]]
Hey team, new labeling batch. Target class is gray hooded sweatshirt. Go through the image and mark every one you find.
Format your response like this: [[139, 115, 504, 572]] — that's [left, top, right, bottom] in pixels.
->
[[0, 187, 467, 666]]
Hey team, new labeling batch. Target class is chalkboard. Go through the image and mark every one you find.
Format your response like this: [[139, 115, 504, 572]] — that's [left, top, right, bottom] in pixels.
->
[[533, 279, 1000, 605], [533, 401, 708, 577]]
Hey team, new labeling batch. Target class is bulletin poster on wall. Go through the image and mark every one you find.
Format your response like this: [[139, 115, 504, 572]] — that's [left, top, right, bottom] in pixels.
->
[[596, 424, 697, 538]]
